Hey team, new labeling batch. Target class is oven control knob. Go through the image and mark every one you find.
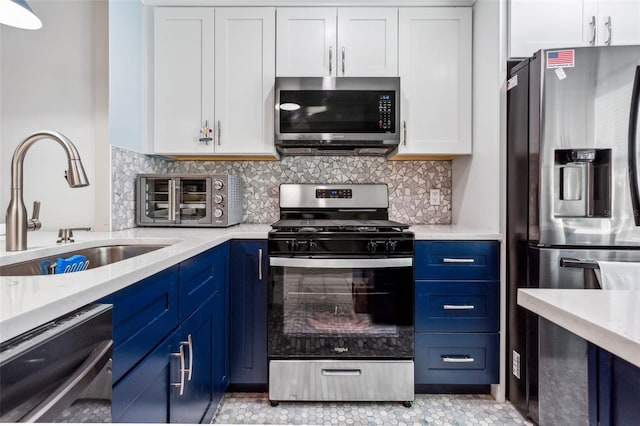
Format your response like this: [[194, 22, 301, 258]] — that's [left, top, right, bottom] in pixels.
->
[[386, 240, 397, 252], [367, 240, 378, 253], [214, 194, 224, 204], [214, 208, 224, 218], [287, 240, 299, 251], [309, 240, 318, 251]]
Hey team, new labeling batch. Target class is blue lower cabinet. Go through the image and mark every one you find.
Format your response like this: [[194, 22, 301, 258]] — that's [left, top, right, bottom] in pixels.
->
[[415, 333, 499, 385], [112, 335, 172, 423], [99, 265, 179, 382], [592, 347, 640, 426], [170, 297, 215, 424], [229, 240, 268, 386], [212, 243, 230, 406]]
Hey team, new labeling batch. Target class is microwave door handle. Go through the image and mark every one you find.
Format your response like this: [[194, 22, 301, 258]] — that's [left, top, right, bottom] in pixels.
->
[[629, 66, 640, 226], [21, 340, 113, 423]]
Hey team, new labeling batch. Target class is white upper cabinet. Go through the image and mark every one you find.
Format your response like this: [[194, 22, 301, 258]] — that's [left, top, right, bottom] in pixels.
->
[[214, 8, 276, 155], [395, 8, 472, 157], [509, 0, 640, 58], [276, 7, 398, 77], [153, 7, 276, 157], [154, 8, 215, 154]]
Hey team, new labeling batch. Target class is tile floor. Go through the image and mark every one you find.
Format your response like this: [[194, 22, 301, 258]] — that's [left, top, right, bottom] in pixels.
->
[[213, 393, 533, 425]]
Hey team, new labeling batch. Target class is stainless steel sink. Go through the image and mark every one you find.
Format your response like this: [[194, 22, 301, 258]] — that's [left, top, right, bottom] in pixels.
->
[[0, 244, 167, 276]]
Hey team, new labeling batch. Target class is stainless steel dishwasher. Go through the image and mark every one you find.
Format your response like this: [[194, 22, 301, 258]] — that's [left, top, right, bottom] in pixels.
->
[[0, 304, 113, 422]]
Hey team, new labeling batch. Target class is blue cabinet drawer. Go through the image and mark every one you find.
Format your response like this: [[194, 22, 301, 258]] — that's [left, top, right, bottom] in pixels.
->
[[179, 248, 215, 321], [415, 280, 499, 332], [99, 265, 179, 383], [415, 241, 499, 280], [415, 333, 499, 385]]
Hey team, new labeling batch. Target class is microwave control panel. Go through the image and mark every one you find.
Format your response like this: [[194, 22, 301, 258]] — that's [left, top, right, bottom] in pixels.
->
[[377, 95, 394, 131]]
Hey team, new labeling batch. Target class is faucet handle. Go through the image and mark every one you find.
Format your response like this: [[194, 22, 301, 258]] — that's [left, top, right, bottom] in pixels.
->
[[28, 201, 42, 232], [57, 227, 91, 244]]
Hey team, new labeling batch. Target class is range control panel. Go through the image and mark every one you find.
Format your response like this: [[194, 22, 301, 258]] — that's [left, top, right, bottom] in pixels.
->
[[316, 189, 353, 199]]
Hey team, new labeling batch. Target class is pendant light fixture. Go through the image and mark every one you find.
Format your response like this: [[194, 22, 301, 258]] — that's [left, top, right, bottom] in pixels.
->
[[0, 0, 42, 30]]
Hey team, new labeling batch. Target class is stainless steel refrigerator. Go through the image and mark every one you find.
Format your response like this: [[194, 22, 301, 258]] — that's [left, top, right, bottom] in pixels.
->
[[506, 45, 640, 425]]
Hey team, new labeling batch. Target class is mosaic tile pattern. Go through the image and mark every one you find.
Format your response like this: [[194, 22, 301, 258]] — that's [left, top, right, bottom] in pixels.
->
[[171, 157, 451, 225], [111, 146, 169, 231], [212, 393, 533, 425], [110, 149, 452, 230]]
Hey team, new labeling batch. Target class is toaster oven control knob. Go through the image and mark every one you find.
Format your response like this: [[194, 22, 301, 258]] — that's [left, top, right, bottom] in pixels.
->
[[213, 208, 224, 218], [386, 240, 397, 252], [367, 240, 378, 253], [213, 179, 224, 190], [214, 194, 224, 204]]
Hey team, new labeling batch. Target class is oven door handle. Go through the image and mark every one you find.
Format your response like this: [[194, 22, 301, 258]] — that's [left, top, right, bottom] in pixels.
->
[[269, 257, 413, 269], [21, 339, 113, 422]]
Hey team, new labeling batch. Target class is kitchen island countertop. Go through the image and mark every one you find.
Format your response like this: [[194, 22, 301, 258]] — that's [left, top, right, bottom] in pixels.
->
[[1, 224, 501, 342], [518, 288, 640, 368]]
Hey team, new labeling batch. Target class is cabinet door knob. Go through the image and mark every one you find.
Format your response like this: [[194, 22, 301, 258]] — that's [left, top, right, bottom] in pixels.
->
[[181, 334, 193, 381], [329, 46, 333, 75], [341, 46, 346, 75]]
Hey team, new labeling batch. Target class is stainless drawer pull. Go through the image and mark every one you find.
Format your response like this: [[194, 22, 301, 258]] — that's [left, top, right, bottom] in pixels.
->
[[442, 355, 475, 363], [443, 304, 475, 310], [321, 368, 361, 376], [172, 345, 186, 395], [442, 258, 475, 263]]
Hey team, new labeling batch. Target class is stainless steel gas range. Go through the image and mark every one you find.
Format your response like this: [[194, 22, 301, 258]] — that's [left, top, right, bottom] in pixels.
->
[[267, 184, 415, 406]]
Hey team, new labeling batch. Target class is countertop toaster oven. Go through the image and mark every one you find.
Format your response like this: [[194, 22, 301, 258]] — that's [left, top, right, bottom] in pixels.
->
[[136, 174, 242, 227]]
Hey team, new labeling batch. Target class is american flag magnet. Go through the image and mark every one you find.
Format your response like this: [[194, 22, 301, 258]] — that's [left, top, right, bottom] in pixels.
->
[[546, 49, 575, 69]]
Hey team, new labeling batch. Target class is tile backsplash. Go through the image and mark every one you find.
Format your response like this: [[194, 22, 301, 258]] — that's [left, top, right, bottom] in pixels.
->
[[111, 146, 451, 230]]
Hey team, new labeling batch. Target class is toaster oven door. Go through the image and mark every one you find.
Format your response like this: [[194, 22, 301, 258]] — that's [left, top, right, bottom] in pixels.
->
[[138, 176, 179, 225], [177, 177, 212, 224]]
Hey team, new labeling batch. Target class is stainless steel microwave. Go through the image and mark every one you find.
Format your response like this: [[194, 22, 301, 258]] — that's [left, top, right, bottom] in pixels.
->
[[275, 77, 400, 156]]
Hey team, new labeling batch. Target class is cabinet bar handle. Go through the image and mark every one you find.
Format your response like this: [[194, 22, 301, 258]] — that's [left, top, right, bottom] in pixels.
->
[[589, 15, 596, 46], [258, 248, 263, 281], [443, 304, 475, 310], [403, 121, 407, 146], [172, 345, 186, 395], [442, 258, 475, 263], [442, 355, 475, 363], [329, 46, 333, 75], [322, 368, 361, 376], [604, 16, 612, 46], [217, 120, 221, 146], [168, 180, 177, 222], [181, 334, 193, 381], [341, 46, 345, 75]]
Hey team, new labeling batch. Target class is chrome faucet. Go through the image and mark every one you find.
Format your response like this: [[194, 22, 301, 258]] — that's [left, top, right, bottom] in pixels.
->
[[5, 130, 89, 251]]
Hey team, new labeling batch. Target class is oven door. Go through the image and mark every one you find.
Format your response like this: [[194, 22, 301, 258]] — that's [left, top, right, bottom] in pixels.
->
[[268, 257, 413, 359]]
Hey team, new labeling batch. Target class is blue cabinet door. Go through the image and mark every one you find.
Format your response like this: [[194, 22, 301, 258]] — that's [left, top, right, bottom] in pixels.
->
[[593, 348, 640, 426], [179, 249, 215, 321], [170, 297, 215, 424], [112, 333, 172, 423], [99, 265, 179, 382], [229, 240, 268, 386]]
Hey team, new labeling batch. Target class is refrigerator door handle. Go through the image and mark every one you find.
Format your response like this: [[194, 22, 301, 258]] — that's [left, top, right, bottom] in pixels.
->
[[628, 66, 640, 226], [559, 257, 599, 269]]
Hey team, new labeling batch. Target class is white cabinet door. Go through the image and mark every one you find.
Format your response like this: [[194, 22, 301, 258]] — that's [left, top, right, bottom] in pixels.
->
[[594, 0, 640, 46], [397, 8, 472, 157], [336, 8, 398, 76], [509, 0, 585, 58], [154, 8, 214, 154], [276, 8, 336, 77], [214, 8, 276, 155]]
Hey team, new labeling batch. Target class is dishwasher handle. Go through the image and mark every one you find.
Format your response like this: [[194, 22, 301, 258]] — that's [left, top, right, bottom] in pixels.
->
[[21, 339, 113, 423]]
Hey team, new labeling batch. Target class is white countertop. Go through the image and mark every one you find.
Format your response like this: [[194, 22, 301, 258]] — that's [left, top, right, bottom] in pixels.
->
[[0, 224, 501, 343], [518, 289, 640, 368]]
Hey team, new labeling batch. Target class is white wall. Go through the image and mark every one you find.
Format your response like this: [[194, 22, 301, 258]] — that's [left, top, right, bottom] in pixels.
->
[[0, 0, 108, 232], [110, 0, 145, 152], [452, 0, 504, 232]]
